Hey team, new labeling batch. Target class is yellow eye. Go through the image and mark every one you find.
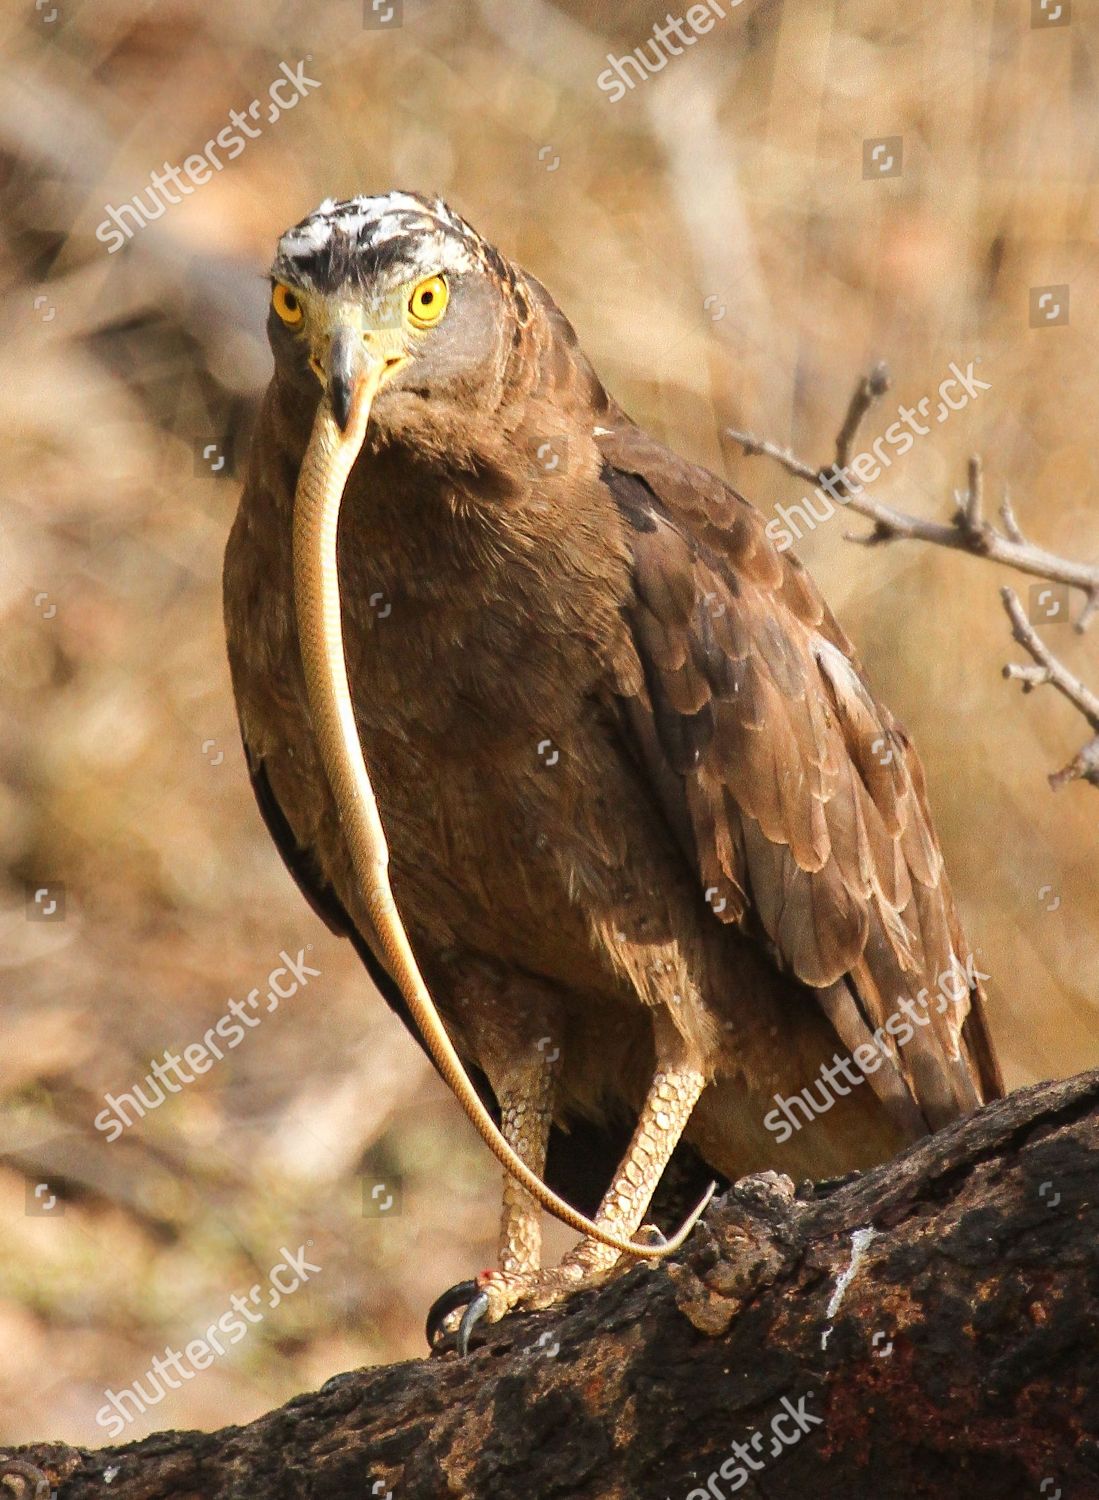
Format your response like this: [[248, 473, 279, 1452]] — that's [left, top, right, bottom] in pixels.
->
[[408, 274, 448, 328], [271, 283, 303, 325]]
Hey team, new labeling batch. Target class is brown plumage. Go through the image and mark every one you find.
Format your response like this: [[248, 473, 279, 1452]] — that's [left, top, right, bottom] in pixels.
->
[[224, 192, 1001, 1338]]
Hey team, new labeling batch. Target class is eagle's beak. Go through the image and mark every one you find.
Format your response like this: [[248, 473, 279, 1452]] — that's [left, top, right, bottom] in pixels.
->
[[325, 325, 368, 433], [317, 321, 410, 434]]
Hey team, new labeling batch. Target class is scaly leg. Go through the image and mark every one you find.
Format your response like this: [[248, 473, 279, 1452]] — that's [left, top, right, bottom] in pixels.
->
[[497, 1055, 556, 1277], [426, 1036, 559, 1347], [452, 1025, 708, 1348]]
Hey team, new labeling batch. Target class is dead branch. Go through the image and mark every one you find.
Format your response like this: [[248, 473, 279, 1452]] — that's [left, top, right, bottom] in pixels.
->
[[727, 366, 1099, 790], [1002, 587, 1099, 789], [4, 1070, 1099, 1499]]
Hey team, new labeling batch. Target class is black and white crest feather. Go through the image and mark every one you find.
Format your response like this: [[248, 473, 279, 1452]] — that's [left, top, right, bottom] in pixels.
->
[[272, 190, 509, 293]]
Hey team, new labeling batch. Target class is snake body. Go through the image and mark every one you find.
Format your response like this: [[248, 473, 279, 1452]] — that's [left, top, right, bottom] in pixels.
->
[[291, 373, 710, 1260]]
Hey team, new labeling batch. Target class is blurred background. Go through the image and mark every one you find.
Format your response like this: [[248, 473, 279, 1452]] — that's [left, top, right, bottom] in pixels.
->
[[2, 0, 1097, 1448]]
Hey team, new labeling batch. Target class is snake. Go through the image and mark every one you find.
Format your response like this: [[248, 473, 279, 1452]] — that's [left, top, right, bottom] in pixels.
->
[[291, 361, 712, 1261]]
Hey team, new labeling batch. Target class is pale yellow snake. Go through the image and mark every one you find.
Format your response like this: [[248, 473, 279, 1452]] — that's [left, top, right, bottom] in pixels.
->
[[291, 363, 711, 1260]]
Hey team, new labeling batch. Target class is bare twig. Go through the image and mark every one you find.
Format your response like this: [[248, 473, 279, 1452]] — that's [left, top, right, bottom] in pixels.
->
[[999, 490, 1026, 545], [834, 361, 890, 471], [961, 454, 984, 538], [726, 367, 1099, 791], [1002, 588, 1099, 790], [726, 371, 1099, 626]]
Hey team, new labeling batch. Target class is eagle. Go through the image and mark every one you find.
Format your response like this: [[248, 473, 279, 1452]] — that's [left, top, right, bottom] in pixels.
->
[[223, 192, 1001, 1351]]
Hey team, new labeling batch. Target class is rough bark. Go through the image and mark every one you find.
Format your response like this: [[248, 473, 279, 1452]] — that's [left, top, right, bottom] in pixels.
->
[[5, 1070, 1098, 1500]]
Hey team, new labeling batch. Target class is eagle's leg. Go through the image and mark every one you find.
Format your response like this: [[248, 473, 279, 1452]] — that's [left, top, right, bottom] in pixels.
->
[[448, 1025, 707, 1350], [549, 1057, 707, 1278], [496, 1059, 557, 1278], [426, 1031, 558, 1349]]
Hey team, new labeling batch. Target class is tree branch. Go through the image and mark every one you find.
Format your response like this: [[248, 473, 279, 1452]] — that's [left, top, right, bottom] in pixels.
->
[[1002, 587, 1099, 789], [726, 367, 1099, 789], [5, 1071, 1099, 1498]]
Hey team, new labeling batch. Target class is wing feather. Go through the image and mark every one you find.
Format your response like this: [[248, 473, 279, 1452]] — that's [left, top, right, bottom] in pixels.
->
[[599, 423, 1002, 1133]]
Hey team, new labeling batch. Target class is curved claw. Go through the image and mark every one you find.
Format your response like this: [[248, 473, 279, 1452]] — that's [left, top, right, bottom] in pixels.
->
[[457, 1290, 491, 1356], [425, 1278, 479, 1349]]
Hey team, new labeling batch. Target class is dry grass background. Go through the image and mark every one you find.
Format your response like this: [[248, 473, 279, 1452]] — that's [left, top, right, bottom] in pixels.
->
[[1, 0, 1097, 1447]]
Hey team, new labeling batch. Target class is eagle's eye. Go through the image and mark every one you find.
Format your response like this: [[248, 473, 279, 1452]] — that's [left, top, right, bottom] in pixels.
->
[[271, 283, 303, 325], [408, 274, 448, 328]]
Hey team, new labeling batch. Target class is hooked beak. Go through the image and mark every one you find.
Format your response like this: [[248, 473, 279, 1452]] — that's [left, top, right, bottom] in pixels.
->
[[314, 322, 410, 434], [326, 325, 367, 433]]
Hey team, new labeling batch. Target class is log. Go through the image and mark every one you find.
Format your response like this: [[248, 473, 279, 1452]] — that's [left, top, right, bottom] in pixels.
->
[[5, 1070, 1098, 1499]]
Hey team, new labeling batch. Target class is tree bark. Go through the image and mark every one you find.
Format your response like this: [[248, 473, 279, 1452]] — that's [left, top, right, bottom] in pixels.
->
[[5, 1070, 1098, 1500]]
